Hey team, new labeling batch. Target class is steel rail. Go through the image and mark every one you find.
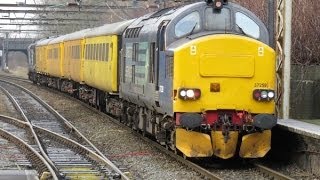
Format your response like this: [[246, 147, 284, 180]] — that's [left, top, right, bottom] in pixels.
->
[[0, 115, 129, 180], [0, 79, 130, 180], [0, 79, 114, 163], [0, 84, 62, 178], [0, 126, 58, 180], [254, 163, 295, 180]]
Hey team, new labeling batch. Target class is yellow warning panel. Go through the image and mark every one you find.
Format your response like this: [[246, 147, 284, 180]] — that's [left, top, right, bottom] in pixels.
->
[[176, 128, 213, 157], [239, 130, 271, 158], [211, 131, 238, 159]]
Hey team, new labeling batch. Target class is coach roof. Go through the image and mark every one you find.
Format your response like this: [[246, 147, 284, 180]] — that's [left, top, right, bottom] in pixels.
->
[[84, 19, 135, 38]]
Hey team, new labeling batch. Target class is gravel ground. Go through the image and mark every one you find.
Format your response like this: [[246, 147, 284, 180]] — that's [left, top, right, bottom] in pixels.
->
[[0, 90, 21, 119], [263, 161, 320, 180], [0, 138, 31, 170]]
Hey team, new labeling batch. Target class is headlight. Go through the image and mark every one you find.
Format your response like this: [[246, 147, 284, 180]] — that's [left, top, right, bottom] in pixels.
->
[[179, 88, 201, 100], [186, 90, 195, 98], [180, 90, 187, 97], [253, 89, 275, 101]]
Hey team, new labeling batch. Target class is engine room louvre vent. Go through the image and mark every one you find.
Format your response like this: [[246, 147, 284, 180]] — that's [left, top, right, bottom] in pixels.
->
[[125, 27, 143, 38]]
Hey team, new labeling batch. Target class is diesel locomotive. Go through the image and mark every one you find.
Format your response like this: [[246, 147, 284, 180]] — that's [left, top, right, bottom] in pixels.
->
[[28, 0, 277, 159]]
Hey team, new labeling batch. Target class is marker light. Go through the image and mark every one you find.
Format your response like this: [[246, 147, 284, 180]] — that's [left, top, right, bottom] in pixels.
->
[[261, 91, 268, 99], [268, 91, 275, 98], [179, 88, 201, 100]]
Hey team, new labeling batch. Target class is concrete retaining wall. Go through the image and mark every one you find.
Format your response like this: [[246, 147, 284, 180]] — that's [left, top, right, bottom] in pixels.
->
[[271, 126, 320, 176], [290, 65, 320, 119]]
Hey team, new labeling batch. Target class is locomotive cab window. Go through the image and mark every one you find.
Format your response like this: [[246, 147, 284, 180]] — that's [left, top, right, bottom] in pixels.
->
[[205, 8, 231, 31], [175, 11, 201, 38], [235, 12, 260, 39]]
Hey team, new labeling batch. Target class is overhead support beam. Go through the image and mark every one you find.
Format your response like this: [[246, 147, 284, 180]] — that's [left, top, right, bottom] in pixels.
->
[[0, 3, 112, 9], [0, 9, 126, 14], [0, 23, 91, 26], [0, 3, 136, 9], [0, 17, 99, 21], [0, 29, 57, 32]]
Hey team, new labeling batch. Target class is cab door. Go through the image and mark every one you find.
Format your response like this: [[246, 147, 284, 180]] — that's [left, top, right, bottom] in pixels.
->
[[157, 20, 173, 115]]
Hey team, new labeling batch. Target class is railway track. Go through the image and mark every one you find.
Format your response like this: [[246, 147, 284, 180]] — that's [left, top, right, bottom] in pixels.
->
[[0, 79, 129, 179], [0, 75, 295, 180], [253, 163, 295, 180], [0, 115, 57, 179]]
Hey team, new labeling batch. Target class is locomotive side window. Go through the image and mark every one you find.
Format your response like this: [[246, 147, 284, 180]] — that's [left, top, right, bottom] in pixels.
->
[[205, 8, 231, 31], [136, 42, 148, 85], [124, 43, 133, 83], [235, 12, 260, 39], [175, 11, 200, 38]]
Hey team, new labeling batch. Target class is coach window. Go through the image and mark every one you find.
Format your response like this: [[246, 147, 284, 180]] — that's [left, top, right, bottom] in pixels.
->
[[205, 8, 231, 31], [90, 44, 92, 60], [175, 11, 201, 38], [235, 12, 260, 39], [90, 44, 93, 60], [97, 44, 101, 61], [90, 44, 94, 60], [93, 44, 95, 60], [102, 44, 105, 61], [84, 44, 88, 60], [106, 43, 110, 61], [109, 43, 113, 61], [76, 46, 79, 59], [95, 44, 98, 60], [100, 44, 104, 61], [96, 44, 101, 61]]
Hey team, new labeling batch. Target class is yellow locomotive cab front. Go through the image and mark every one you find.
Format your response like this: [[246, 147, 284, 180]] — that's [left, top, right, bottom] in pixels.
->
[[173, 34, 276, 159]]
